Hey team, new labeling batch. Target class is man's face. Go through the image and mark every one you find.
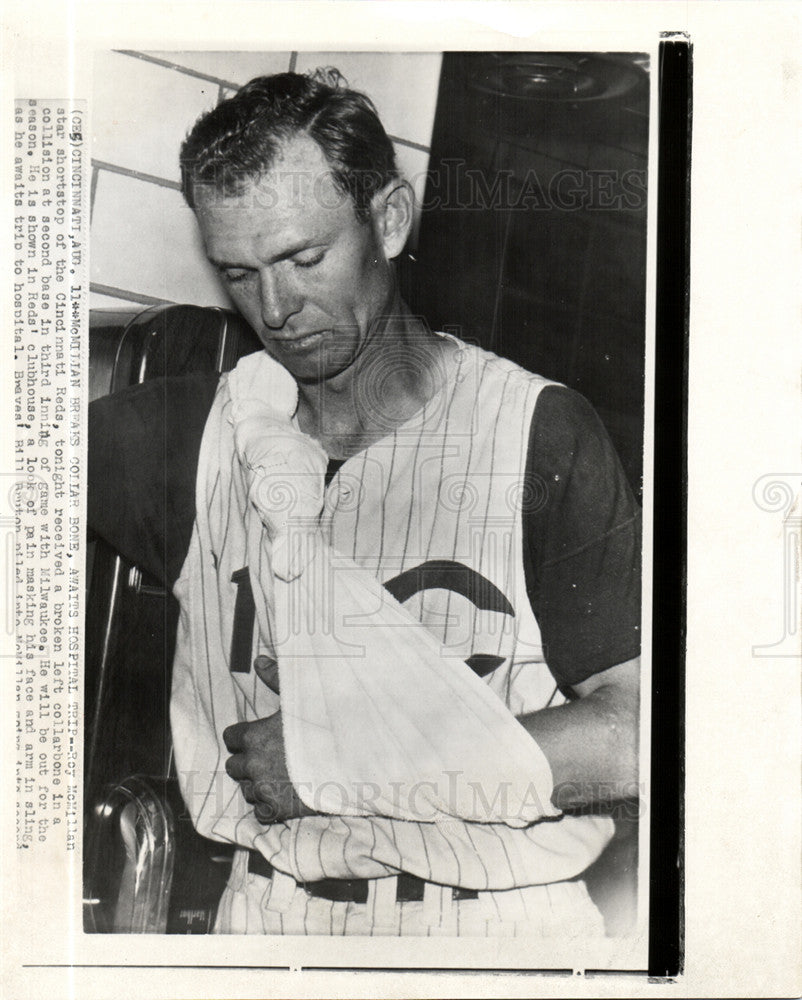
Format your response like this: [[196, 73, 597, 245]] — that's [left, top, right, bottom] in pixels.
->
[[194, 133, 393, 383]]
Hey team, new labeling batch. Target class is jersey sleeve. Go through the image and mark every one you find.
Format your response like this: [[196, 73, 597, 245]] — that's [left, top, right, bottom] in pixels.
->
[[523, 385, 642, 690], [87, 372, 219, 589]]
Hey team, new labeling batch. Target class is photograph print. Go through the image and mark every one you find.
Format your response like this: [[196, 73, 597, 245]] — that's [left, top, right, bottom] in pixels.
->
[[83, 48, 653, 957]]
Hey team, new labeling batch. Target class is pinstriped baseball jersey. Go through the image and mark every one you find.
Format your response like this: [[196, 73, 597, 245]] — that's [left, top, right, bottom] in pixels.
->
[[171, 336, 614, 929], [213, 848, 606, 937], [251, 339, 613, 886]]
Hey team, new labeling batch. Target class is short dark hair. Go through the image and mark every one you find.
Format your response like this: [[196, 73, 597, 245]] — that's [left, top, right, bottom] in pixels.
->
[[180, 68, 398, 222]]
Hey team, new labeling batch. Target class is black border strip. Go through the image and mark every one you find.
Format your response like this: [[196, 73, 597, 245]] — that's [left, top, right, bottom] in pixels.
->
[[648, 35, 690, 979]]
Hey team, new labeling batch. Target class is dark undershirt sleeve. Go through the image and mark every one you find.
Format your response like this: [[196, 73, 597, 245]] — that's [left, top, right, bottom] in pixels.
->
[[523, 385, 642, 691], [87, 372, 220, 590]]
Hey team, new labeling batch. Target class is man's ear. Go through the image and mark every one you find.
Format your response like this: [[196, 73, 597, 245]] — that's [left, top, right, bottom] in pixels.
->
[[371, 180, 414, 260]]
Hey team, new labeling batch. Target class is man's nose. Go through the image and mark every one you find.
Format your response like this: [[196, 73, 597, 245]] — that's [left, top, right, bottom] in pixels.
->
[[259, 268, 302, 330]]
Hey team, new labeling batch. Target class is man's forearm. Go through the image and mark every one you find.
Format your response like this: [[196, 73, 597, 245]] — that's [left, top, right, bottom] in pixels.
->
[[518, 660, 640, 812]]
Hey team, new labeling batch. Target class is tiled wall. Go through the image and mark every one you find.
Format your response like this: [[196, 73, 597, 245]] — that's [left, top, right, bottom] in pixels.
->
[[90, 51, 442, 310]]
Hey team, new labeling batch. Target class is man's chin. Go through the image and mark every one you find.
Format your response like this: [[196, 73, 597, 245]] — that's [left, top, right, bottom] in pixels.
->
[[266, 347, 357, 386]]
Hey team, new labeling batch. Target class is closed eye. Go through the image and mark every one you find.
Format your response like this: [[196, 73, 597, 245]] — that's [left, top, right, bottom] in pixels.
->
[[293, 250, 326, 269], [219, 267, 252, 285]]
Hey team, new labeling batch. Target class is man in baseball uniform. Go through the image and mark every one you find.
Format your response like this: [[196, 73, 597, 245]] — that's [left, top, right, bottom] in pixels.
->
[[89, 69, 641, 937]]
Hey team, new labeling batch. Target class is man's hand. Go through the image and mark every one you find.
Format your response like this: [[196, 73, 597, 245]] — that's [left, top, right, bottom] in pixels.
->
[[223, 705, 315, 823]]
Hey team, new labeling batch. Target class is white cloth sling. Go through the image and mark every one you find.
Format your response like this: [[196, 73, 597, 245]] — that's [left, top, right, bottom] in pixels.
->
[[171, 350, 558, 849]]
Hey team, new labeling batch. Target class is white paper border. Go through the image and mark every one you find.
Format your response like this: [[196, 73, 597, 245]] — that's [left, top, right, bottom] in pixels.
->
[[2, 2, 800, 998]]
